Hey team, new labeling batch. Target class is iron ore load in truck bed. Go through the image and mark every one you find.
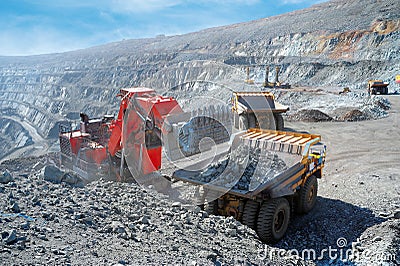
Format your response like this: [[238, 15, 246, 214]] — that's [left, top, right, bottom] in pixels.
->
[[173, 128, 326, 243]]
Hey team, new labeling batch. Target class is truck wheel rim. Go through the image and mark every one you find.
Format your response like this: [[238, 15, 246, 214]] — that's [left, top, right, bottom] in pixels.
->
[[308, 184, 315, 203], [274, 209, 285, 233]]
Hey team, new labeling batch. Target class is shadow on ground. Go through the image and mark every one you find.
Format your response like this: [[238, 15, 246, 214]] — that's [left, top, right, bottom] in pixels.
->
[[275, 196, 385, 265]]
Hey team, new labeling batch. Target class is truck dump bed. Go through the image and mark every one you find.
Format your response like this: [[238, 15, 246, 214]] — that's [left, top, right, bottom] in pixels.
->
[[173, 129, 325, 199]]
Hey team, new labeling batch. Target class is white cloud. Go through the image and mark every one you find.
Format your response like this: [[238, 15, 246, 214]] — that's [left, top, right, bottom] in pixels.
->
[[1, 0, 263, 55], [17, 0, 180, 13], [110, 0, 182, 13], [0, 27, 88, 56], [280, 0, 327, 4], [19, 0, 262, 15], [108, 0, 261, 13], [0, 0, 325, 55], [281, 0, 305, 3], [197, 0, 260, 4]]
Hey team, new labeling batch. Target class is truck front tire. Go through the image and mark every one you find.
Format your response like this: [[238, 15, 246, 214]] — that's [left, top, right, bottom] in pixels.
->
[[248, 114, 256, 129], [295, 175, 318, 214], [384, 87, 388, 95], [274, 113, 284, 131], [257, 198, 290, 243], [204, 200, 218, 215]]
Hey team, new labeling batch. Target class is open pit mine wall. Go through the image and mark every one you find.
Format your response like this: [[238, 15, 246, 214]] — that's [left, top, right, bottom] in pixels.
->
[[0, 0, 399, 158], [0, 118, 32, 157]]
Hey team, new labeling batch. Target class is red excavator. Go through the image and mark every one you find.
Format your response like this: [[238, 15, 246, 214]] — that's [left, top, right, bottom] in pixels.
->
[[59, 87, 186, 180]]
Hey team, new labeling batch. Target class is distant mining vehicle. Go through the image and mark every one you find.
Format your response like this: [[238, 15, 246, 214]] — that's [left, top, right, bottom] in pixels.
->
[[173, 128, 326, 243], [368, 80, 389, 95], [244, 66, 255, 85], [263, 66, 291, 89], [339, 87, 351, 95], [231, 91, 289, 131]]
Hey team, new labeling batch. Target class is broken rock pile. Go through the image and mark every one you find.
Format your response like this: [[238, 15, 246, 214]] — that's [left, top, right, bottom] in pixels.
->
[[0, 156, 308, 265], [194, 143, 289, 192]]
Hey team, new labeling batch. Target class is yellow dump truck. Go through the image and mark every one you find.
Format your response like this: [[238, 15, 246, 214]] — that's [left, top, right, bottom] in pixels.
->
[[368, 80, 389, 95], [231, 91, 289, 131], [173, 128, 326, 243], [263, 66, 291, 89]]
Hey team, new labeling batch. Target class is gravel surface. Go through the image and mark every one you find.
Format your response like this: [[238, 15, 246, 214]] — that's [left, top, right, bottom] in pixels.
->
[[1, 97, 399, 266], [0, 90, 397, 266], [0, 156, 310, 266]]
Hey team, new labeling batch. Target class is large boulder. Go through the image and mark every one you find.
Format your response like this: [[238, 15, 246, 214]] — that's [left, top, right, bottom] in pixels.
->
[[0, 170, 13, 184], [41, 165, 64, 183], [341, 109, 369, 122], [41, 165, 84, 187]]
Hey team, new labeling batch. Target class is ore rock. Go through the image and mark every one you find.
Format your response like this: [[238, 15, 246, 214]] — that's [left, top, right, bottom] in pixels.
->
[[0, 170, 13, 184]]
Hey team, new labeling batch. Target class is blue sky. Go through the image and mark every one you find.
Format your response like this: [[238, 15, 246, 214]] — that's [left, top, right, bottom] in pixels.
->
[[0, 0, 327, 56]]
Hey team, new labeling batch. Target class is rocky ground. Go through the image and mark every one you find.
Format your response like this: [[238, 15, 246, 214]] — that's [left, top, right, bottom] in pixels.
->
[[0, 156, 398, 266], [0, 156, 309, 266], [272, 89, 394, 123], [0, 96, 399, 266]]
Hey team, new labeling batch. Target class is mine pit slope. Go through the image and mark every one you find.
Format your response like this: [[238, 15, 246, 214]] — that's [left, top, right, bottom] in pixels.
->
[[0, 0, 399, 160]]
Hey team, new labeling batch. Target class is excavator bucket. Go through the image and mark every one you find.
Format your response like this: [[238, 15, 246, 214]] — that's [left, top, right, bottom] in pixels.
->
[[162, 104, 233, 164], [122, 101, 235, 197]]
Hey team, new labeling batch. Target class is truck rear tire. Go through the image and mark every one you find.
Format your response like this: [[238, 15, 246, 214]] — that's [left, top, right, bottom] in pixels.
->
[[239, 114, 248, 130], [242, 200, 259, 230], [204, 200, 218, 215], [384, 87, 388, 95], [257, 198, 290, 243], [295, 175, 318, 214], [274, 113, 284, 131], [248, 114, 257, 129]]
